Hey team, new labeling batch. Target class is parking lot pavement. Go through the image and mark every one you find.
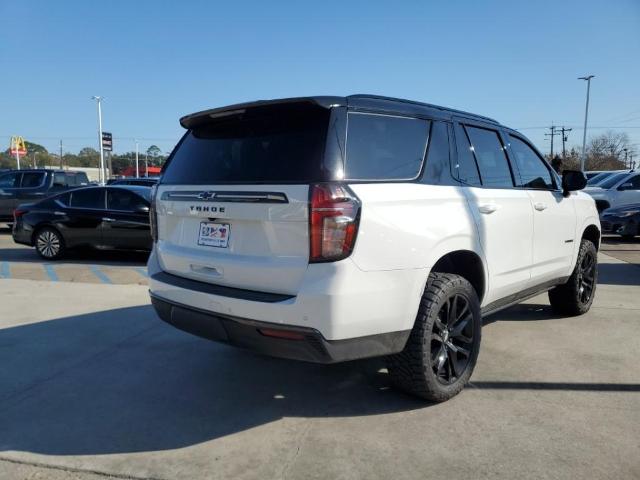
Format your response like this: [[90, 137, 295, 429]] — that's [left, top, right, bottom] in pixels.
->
[[601, 235, 640, 266], [1, 251, 639, 480], [0, 226, 149, 285]]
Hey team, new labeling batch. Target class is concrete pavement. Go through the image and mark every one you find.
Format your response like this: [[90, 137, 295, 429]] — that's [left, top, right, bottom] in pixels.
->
[[0, 253, 638, 480]]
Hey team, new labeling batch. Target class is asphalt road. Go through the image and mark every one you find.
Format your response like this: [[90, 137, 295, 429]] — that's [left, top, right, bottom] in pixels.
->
[[0, 229, 639, 479]]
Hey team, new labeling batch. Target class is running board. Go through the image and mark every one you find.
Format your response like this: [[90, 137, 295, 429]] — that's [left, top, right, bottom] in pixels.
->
[[481, 277, 569, 318]]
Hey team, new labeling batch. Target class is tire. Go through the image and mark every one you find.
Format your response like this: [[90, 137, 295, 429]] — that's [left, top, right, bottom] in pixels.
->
[[386, 272, 482, 402], [34, 227, 65, 260], [548, 238, 597, 316]]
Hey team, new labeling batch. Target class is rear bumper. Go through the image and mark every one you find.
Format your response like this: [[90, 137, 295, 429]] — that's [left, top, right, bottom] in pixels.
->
[[150, 294, 410, 363], [11, 223, 32, 246]]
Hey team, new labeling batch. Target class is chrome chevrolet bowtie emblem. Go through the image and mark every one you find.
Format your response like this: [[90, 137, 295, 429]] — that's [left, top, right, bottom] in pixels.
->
[[198, 191, 215, 200]]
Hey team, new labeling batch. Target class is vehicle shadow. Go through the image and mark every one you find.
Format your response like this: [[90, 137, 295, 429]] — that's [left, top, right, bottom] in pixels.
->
[[0, 246, 149, 266], [0, 305, 426, 456]]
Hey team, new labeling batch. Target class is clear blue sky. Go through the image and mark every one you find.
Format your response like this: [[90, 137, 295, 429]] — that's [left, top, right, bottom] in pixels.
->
[[1, 0, 639, 158]]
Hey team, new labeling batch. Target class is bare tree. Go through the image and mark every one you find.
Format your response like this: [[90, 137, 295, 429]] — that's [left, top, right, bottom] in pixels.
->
[[586, 131, 636, 170]]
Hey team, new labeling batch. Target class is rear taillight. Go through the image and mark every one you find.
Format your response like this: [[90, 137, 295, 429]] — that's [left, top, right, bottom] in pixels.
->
[[150, 185, 158, 242], [13, 209, 26, 220], [309, 183, 360, 263]]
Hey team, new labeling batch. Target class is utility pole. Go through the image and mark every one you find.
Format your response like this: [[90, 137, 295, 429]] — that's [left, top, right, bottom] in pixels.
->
[[135, 139, 140, 178], [91, 96, 106, 184], [59, 140, 63, 169], [557, 127, 572, 159], [578, 75, 595, 171], [545, 125, 561, 158]]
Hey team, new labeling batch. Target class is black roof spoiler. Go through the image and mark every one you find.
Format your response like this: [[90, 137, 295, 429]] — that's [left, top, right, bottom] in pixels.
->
[[179, 96, 345, 129]]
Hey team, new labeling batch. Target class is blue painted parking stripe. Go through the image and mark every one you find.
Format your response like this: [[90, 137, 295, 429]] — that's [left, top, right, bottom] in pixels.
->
[[0, 262, 10, 278], [44, 264, 59, 282], [135, 267, 149, 278], [89, 265, 112, 284]]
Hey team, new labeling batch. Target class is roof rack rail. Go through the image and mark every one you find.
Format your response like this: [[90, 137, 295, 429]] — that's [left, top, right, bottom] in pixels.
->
[[347, 94, 499, 124]]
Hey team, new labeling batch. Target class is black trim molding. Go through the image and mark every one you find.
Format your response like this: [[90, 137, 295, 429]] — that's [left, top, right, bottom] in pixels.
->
[[151, 270, 295, 303]]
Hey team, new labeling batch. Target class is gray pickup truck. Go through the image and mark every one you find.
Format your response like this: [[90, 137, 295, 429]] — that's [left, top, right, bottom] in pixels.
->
[[0, 169, 89, 222]]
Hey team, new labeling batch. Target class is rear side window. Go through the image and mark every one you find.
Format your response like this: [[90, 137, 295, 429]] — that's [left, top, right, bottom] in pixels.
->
[[70, 188, 104, 209], [53, 172, 66, 186], [161, 105, 331, 184], [453, 124, 481, 186], [20, 172, 45, 188], [107, 189, 148, 211], [508, 135, 555, 189], [0, 172, 20, 188], [73, 172, 89, 185], [345, 113, 429, 180], [465, 126, 514, 188], [422, 121, 455, 185]]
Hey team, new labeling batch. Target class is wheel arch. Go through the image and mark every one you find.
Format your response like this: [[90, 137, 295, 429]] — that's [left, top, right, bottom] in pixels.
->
[[582, 223, 601, 251], [430, 250, 486, 304]]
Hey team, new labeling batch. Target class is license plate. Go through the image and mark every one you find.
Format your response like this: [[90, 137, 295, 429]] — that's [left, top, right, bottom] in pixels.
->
[[198, 222, 230, 248]]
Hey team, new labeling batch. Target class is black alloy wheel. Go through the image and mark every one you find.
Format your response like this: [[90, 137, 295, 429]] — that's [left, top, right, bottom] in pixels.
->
[[431, 293, 475, 385], [577, 249, 596, 305]]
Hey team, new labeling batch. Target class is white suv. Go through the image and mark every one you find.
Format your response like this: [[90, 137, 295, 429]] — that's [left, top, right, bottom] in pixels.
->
[[148, 95, 600, 402]]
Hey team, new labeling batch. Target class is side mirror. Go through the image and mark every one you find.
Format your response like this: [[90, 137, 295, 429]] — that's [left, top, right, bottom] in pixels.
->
[[134, 204, 150, 214], [562, 170, 587, 197]]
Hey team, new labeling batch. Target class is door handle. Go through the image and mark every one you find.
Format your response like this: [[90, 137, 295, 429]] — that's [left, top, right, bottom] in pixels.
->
[[534, 202, 548, 211], [54, 211, 66, 216], [478, 204, 499, 214], [102, 217, 115, 222]]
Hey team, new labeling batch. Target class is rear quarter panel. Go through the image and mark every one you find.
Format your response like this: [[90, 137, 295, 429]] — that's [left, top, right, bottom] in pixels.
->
[[348, 183, 485, 273]]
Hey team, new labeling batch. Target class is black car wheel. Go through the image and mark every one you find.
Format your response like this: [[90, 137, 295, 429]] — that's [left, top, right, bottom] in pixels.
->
[[548, 239, 597, 315], [387, 272, 481, 402], [35, 227, 65, 260]]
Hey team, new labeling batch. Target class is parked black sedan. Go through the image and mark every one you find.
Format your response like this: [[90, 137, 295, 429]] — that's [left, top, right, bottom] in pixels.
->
[[599, 203, 640, 240], [12, 185, 152, 259]]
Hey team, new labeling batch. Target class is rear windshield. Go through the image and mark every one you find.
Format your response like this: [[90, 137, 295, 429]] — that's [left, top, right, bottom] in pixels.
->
[[161, 105, 331, 184]]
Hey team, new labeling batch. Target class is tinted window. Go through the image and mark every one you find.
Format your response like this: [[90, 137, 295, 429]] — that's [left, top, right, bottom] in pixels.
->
[[345, 113, 428, 180], [465, 126, 513, 188], [107, 189, 148, 211], [422, 121, 454, 185], [453, 124, 481, 186], [0, 172, 20, 188], [620, 175, 640, 189], [53, 172, 66, 186], [71, 172, 89, 185], [20, 172, 46, 188], [508, 135, 555, 189], [162, 105, 330, 184], [600, 172, 629, 189], [71, 188, 104, 209]]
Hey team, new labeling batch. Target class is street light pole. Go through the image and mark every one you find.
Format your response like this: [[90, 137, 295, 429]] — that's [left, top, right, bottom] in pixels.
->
[[135, 139, 140, 178], [91, 96, 106, 184], [578, 75, 594, 171]]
